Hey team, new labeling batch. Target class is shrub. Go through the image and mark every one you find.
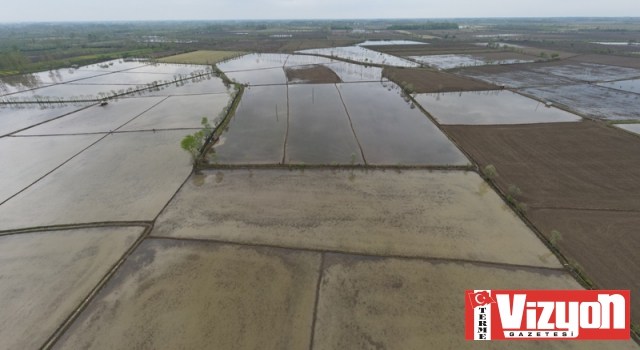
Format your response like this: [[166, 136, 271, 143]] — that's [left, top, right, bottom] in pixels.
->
[[484, 165, 499, 180], [350, 153, 357, 165], [508, 185, 522, 198], [550, 230, 563, 246]]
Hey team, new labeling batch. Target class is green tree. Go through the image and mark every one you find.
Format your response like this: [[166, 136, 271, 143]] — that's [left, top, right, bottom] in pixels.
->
[[350, 153, 357, 165]]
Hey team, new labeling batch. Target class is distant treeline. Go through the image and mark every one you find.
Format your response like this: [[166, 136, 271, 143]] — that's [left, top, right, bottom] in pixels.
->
[[331, 26, 353, 30], [387, 23, 459, 30]]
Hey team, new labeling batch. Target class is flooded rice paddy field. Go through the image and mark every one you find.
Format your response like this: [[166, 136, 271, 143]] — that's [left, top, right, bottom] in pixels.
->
[[520, 84, 640, 121], [76, 59, 148, 72], [124, 63, 209, 75], [0, 103, 89, 136], [297, 46, 420, 67], [216, 53, 290, 72], [2, 53, 640, 349], [66, 72, 182, 85], [285, 84, 364, 164], [414, 90, 583, 125], [337, 82, 468, 165], [213, 85, 288, 164], [0, 59, 149, 97], [410, 54, 534, 70], [0, 227, 143, 350], [18, 97, 166, 135], [0, 130, 192, 230], [598, 78, 640, 94], [5, 84, 159, 102], [0, 134, 102, 203], [130, 75, 230, 96], [119, 94, 232, 131], [357, 40, 428, 46], [314, 254, 638, 350], [53, 239, 321, 350], [617, 123, 640, 135], [527, 62, 640, 82], [225, 67, 288, 85], [286, 84, 363, 164], [152, 169, 559, 268], [323, 61, 384, 82], [454, 65, 579, 88]]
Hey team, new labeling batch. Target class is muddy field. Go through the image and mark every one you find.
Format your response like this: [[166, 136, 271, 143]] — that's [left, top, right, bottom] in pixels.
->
[[313, 254, 637, 350], [383, 67, 497, 93], [53, 239, 321, 350], [284, 64, 342, 84], [528, 208, 640, 325], [443, 121, 640, 211], [152, 169, 559, 268], [0, 227, 142, 350]]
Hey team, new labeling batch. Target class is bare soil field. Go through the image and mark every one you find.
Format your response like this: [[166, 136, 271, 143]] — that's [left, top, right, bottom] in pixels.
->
[[284, 64, 342, 84], [568, 54, 640, 69], [158, 50, 248, 64], [443, 121, 640, 211], [383, 67, 498, 93], [528, 208, 640, 325]]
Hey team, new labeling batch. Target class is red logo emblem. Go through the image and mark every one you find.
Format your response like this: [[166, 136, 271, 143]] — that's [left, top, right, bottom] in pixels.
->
[[465, 290, 630, 340]]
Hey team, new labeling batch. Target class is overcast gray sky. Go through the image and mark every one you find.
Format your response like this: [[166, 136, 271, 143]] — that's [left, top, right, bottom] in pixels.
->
[[2, 0, 639, 22]]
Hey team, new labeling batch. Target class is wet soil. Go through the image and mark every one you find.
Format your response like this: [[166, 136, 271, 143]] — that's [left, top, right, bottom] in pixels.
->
[[284, 65, 342, 84], [383, 67, 498, 93]]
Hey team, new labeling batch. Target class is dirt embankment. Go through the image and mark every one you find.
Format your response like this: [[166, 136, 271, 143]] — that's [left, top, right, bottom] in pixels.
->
[[443, 121, 640, 211], [528, 208, 640, 325], [284, 65, 342, 84], [383, 67, 498, 93]]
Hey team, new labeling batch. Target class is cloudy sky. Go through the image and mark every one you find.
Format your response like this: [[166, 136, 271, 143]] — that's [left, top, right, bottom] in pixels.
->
[[1, 0, 639, 22]]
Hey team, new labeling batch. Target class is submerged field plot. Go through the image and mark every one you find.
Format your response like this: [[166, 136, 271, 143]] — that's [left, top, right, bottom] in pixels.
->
[[454, 64, 580, 88], [1, 47, 639, 349], [213, 85, 288, 164], [0, 134, 102, 203], [285, 84, 363, 164], [337, 82, 468, 165], [18, 97, 166, 135], [0, 130, 192, 230], [0, 103, 89, 136], [521, 84, 640, 121], [415, 90, 583, 125]]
